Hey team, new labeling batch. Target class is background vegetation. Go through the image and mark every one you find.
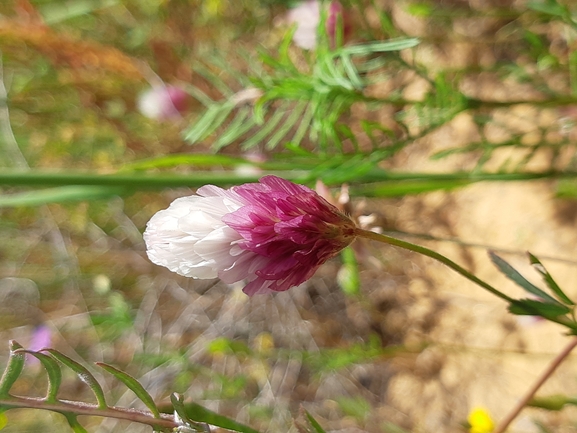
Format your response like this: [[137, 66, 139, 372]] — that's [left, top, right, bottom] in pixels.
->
[[2, 0, 577, 431]]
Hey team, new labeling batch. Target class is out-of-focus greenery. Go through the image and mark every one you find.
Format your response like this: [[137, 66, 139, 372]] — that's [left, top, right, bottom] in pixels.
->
[[3, 0, 577, 432]]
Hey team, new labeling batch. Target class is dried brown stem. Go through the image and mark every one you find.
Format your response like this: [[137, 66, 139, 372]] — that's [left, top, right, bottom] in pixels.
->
[[494, 337, 577, 433], [0, 395, 177, 431]]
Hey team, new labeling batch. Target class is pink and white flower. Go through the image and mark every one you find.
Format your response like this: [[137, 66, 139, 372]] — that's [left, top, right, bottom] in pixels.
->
[[137, 85, 189, 120], [144, 176, 357, 295], [286, 0, 352, 50]]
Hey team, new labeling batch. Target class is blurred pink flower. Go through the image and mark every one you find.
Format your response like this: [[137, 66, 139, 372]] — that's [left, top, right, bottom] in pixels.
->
[[144, 175, 356, 295], [137, 85, 188, 120], [27, 324, 52, 365], [29, 324, 52, 351], [287, 0, 351, 49]]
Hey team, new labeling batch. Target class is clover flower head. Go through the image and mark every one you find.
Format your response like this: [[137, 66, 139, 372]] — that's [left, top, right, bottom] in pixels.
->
[[138, 85, 188, 120], [144, 176, 357, 295]]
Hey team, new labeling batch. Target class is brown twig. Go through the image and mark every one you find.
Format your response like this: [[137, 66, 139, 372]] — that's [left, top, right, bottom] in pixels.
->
[[0, 395, 177, 431], [494, 337, 577, 433]]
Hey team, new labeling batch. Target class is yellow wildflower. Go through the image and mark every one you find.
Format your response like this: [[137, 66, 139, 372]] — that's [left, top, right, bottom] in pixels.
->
[[468, 407, 494, 433]]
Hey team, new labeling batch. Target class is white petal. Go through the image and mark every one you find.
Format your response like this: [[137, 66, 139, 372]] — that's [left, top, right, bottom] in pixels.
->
[[144, 193, 244, 280], [195, 226, 242, 267]]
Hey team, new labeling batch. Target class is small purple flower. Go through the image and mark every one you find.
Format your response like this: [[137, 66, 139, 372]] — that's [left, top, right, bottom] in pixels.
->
[[144, 176, 357, 295], [137, 85, 189, 120], [27, 324, 52, 365]]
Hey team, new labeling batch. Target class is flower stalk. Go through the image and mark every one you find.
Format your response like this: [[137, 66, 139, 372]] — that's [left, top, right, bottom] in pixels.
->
[[0, 395, 177, 431], [353, 228, 514, 303], [493, 337, 577, 433]]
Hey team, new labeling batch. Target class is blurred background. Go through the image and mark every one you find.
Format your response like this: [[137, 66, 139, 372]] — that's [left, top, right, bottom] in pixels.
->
[[2, 0, 577, 432]]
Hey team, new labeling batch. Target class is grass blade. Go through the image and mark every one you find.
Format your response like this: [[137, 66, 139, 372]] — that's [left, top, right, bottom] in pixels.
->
[[123, 154, 251, 171], [0, 186, 124, 208]]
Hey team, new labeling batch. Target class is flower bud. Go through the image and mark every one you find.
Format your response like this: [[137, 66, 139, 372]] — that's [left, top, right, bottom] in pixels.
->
[[144, 176, 357, 295], [137, 85, 189, 120]]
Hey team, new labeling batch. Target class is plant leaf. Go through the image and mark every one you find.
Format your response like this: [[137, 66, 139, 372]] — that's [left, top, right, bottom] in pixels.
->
[[305, 410, 327, 433], [341, 38, 420, 56], [170, 393, 210, 432], [64, 414, 89, 433], [44, 349, 107, 409], [0, 341, 25, 397], [16, 350, 62, 403], [528, 253, 574, 305], [97, 363, 160, 418], [178, 400, 261, 433], [123, 154, 251, 171], [489, 251, 562, 305], [0, 186, 124, 208], [508, 298, 571, 318]]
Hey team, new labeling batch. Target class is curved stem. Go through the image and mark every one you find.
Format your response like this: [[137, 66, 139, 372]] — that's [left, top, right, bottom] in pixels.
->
[[493, 337, 577, 433], [354, 228, 514, 303], [0, 395, 177, 431]]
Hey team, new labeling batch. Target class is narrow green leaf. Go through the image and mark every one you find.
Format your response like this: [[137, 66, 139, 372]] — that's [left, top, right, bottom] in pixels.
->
[[305, 410, 327, 433], [489, 251, 561, 305], [185, 102, 235, 144], [339, 54, 364, 89], [0, 186, 124, 208], [242, 104, 289, 149], [123, 154, 252, 171], [40, 0, 118, 24], [266, 100, 307, 149], [509, 298, 571, 318], [170, 393, 210, 432], [97, 363, 160, 418], [179, 400, 261, 433], [0, 341, 25, 397], [191, 61, 233, 97], [529, 395, 577, 411], [278, 28, 299, 73], [342, 38, 420, 56], [184, 85, 215, 108], [15, 350, 62, 403], [356, 56, 388, 73], [527, 0, 569, 18], [214, 107, 255, 149], [407, 3, 433, 17], [64, 414, 89, 433], [43, 349, 107, 409], [210, 55, 253, 88], [528, 253, 574, 305], [350, 180, 469, 197]]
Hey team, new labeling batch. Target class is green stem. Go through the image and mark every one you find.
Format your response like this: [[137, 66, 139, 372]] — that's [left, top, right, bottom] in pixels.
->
[[354, 229, 577, 329], [0, 169, 576, 190], [354, 228, 514, 303], [0, 171, 274, 189], [360, 94, 577, 109]]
